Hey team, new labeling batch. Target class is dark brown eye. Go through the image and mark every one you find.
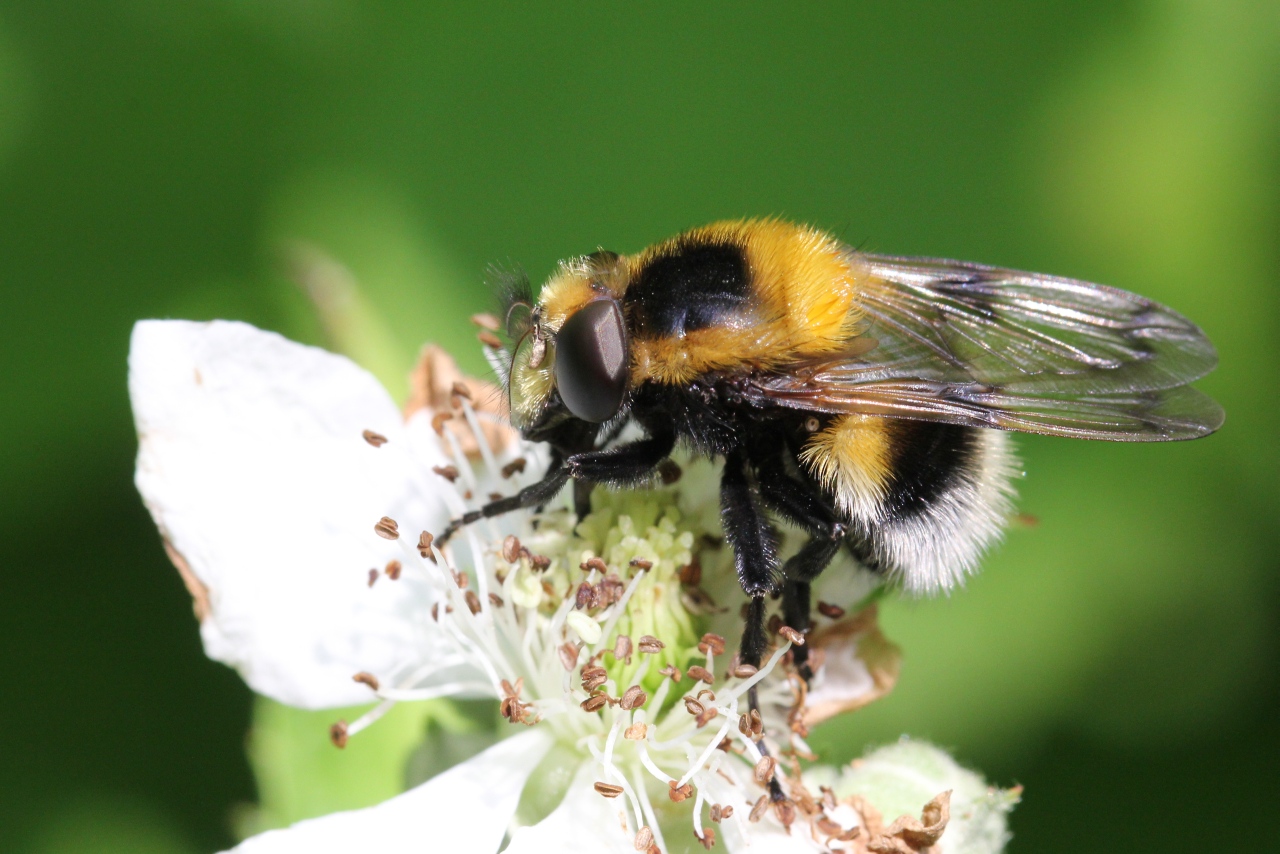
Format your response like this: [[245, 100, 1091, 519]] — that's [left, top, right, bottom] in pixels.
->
[[554, 299, 628, 423]]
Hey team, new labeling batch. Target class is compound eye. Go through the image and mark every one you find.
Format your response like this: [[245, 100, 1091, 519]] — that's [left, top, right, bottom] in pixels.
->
[[554, 299, 628, 423]]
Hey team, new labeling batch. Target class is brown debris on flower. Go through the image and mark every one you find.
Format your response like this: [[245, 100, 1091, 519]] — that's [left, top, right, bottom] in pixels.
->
[[404, 344, 516, 459], [865, 791, 951, 854], [801, 605, 902, 728]]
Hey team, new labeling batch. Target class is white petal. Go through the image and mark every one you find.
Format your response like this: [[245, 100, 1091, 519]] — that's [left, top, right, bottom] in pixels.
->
[[228, 728, 553, 854], [503, 762, 634, 854], [130, 320, 461, 708]]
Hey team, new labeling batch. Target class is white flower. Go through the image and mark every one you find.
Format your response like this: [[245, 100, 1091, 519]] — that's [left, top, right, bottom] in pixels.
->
[[129, 319, 1011, 854]]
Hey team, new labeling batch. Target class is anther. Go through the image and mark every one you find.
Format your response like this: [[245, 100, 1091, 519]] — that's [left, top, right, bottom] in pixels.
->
[[613, 635, 633, 663], [362, 429, 388, 447], [687, 665, 715, 685], [678, 560, 702, 585], [470, 312, 500, 331], [779, 626, 805, 646], [624, 723, 648, 740], [696, 689, 716, 702], [384, 560, 402, 580], [638, 635, 664, 654], [558, 642, 580, 671], [581, 666, 608, 691], [710, 804, 733, 823], [659, 665, 683, 682], [529, 553, 551, 571], [696, 705, 718, 728], [668, 780, 694, 803], [500, 457, 527, 479], [634, 826, 654, 851], [489, 592, 504, 608], [449, 381, 472, 401], [750, 709, 762, 737], [698, 634, 726, 656], [367, 568, 378, 587], [417, 531, 435, 560], [695, 827, 715, 850], [501, 535, 521, 563], [477, 330, 502, 349], [683, 697, 705, 717], [749, 794, 769, 822], [374, 517, 399, 540], [465, 590, 481, 614], [452, 569, 469, 589], [593, 782, 624, 799], [629, 558, 653, 571], [619, 685, 647, 710], [754, 756, 777, 784], [767, 614, 783, 635], [352, 672, 380, 691], [816, 601, 845, 619], [575, 583, 597, 610], [731, 663, 758, 678], [431, 411, 453, 435], [488, 492, 504, 502], [772, 799, 796, 828], [580, 695, 608, 713], [431, 464, 460, 482], [580, 556, 608, 573], [329, 720, 349, 749]]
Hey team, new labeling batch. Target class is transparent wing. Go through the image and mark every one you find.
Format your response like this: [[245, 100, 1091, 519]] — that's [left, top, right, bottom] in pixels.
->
[[748, 253, 1223, 441]]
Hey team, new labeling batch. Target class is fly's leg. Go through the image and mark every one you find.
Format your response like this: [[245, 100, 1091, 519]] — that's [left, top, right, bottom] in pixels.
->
[[719, 448, 787, 801]]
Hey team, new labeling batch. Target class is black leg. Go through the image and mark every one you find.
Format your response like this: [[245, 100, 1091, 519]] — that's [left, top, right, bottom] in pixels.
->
[[719, 448, 779, 598], [780, 535, 843, 680], [564, 427, 676, 486], [753, 452, 849, 679], [439, 462, 570, 544]]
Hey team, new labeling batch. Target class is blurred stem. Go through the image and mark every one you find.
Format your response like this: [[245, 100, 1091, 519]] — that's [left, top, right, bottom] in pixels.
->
[[281, 241, 417, 398]]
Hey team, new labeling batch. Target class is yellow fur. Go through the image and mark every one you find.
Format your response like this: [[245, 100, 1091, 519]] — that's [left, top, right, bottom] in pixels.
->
[[625, 219, 864, 385], [799, 414, 894, 518]]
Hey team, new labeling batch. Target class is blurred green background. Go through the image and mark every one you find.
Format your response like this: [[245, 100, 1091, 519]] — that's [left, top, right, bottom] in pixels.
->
[[3, 2, 1277, 852]]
